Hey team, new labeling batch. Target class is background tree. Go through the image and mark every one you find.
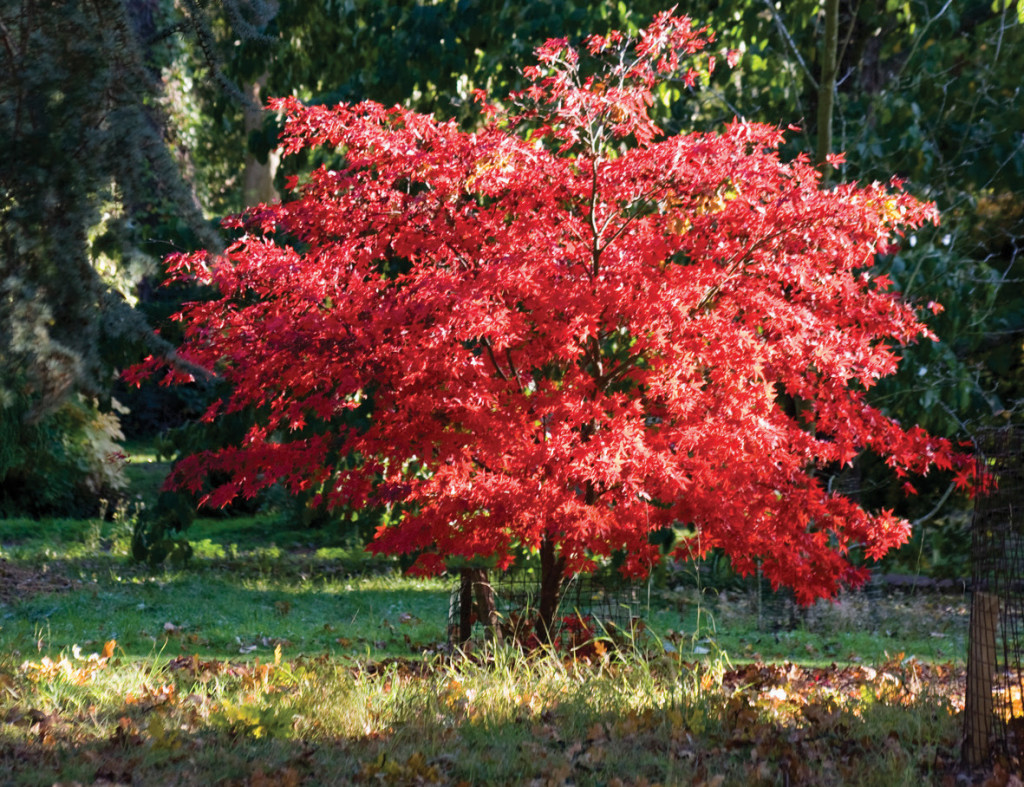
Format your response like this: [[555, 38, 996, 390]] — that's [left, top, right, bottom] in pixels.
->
[[132, 13, 972, 635], [1, 0, 193, 514], [0, 0, 276, 516]]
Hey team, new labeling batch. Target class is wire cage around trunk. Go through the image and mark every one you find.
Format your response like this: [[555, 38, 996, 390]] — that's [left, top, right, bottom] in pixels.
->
[[965, 426, 1024, 768], [447, 562, 645, 648]]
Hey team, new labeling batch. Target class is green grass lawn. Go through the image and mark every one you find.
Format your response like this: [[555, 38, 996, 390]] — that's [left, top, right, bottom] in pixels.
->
[[0, 517, 969, 669], [0, 458, 976, 785]]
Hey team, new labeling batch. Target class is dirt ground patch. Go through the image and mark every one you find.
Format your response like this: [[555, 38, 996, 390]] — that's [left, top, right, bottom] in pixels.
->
[[0, 558, 78, 606]]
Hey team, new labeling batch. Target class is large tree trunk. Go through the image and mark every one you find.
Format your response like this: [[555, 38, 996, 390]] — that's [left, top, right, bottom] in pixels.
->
[[536, 534, 566, 642], [242, 76, 279, 207]]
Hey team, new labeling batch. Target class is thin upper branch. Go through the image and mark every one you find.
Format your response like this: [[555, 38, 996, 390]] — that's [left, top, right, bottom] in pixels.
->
[[596, 350, 647, 391], [589, 158, 602, 277], [761, 0, 819, 90], [481, 337, 509, 381], [505, 347, 525, 392]]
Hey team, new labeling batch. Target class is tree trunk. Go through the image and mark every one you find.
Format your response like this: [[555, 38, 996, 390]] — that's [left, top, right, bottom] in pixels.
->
[[816, 0, 839, 175], [965, 591, 999, 767], [456, 568, 502, 645], [457, 568, 474, 644], [536, 534, 566, 642], [242, 76, 280, 207], [471, 568, 503, 645]]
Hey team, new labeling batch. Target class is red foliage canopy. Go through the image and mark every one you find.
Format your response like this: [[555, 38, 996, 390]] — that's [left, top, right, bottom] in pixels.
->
[[129, 12, 972, 602]]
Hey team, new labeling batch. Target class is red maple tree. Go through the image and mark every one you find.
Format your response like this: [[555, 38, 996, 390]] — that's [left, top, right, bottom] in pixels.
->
[[129, 12, 972, 632]]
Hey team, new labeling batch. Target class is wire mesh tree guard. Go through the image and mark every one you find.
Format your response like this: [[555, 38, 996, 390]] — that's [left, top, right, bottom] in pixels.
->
[[447, 562, 644, 648], [965, 426, 1024, 767]]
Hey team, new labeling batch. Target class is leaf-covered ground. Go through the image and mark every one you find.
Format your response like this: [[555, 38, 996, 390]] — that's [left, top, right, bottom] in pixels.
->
[[0, 640, 977, 786]]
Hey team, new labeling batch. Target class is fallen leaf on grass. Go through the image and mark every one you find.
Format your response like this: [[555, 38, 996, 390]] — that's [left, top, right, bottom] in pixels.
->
[[360, 751, 441, 783], [582, 744, 606, 767], [586, 721, 607, 742], [249, 766, 302, 787], [260, 636, 292, 648], [20, 640, 116, 685], [125, 683, 177, 707], [980, 762, 1024, 787], [530, 723, 563, 743], [241, 662, 275, 692]]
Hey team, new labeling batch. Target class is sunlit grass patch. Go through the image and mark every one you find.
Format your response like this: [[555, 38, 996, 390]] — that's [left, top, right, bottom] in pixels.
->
[[0, 610, 967, 786]]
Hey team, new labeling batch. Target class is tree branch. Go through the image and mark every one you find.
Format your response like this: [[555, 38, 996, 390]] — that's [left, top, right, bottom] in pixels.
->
[[101, 290, 218, 383], [587, 334, 604, 378], [690, 215, 821, 314], [596, 350, 647, 391], [505, 347, 525, 391], [481, 336, 509, 381], [589, 159, 602, 277], [761, 0, 818, 90], [911, 479, 957, 528], [0, 18, 16, 64]]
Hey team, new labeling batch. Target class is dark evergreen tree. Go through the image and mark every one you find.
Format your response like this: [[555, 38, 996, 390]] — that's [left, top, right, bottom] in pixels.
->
[[0, 0, 267, 515]]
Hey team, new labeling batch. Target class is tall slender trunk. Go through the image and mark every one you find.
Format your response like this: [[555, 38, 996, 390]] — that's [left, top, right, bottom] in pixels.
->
[[816, 0, 839, 176], [965, 590, 999, 766], [536, 534, 566, 642]]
